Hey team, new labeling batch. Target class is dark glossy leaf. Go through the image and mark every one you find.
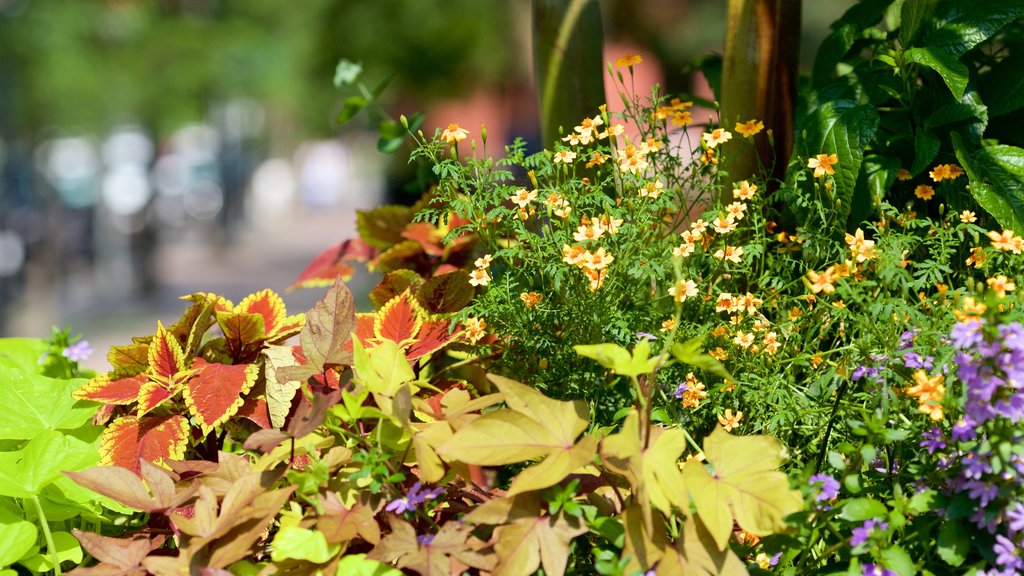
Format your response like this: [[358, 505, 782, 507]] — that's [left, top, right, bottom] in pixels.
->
[[370, 270, 424, 310], [954, 134, 1024, 233], [923, 1, 1024, 58], [905, 46, 968, 100], [911, 128, 941, 175], [900, 0, 937, 48]]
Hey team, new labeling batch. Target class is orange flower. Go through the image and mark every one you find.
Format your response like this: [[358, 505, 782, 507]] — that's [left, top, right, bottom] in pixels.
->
[[988, 229, 1024, 254], [519, 292, 544, 308], [463, 317, 487, 344], [906, 370, 945, 421], [808, 153, 838, 177], [960, 210, 977, 223], [966, 247, 987, 268], [441, 123, 469, 144], [615, 53, 643, 68], [660, 319, 677, 332], [735, 119, 764, 138], [717, 408, 743, 431], [929, 163, 964, 182], [896, 168, 912, 181], [987, 274, 1016, 298], [668, 279, 699, 302], [733, 180, 757, 200], [807, 269, 837, 294], [914, 184, 935, 200]]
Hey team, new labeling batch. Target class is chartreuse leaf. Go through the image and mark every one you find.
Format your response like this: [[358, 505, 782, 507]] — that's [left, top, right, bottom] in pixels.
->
[[601, 411, 687, 532], [0, 518, 36, 567], [671, 337, 732, 380], [953, 134, 1024, 234], [904, 46, 968, 100], [0, 338, 48, 374], [0, 431, 98, 498], [18, 531, 81, 572], [574, 340, 658, 377], [0, 366, 91, 440], [271, 526, 339, 564], [656, 514, 747, 576], [437, 375, 589, 467], [681, 426, 803, 550], [507, 435, 598, 496]]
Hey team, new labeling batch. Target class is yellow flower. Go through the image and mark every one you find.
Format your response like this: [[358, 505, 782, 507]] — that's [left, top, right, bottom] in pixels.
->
[[573, 221, 605, 242], [733, 180, 757, 200], [670, 111, 694, 127], [713, 214, 737, 234], [595, 215, 623, 235], [546, 193, 572, 218], [554, 150, 577, 164], [709, 347, 728, 361], [717, 408, 743, 431], [615, 53, 643, 68], [509, 188, 538, 209], [845, 228, 876, 263], [716, 293, 739, 313], [668, 279, 699, 302], [735, 119, 764, 138], [966, 246, 987, 268], [586, 152, 608, 168], [807, 269, 836, 294], [987, 274, 1016, 298], [733, 331, 754, 348], [702, 128, 733, 149], [896, 168, 912, 181], [474, 254, 493, 269], [468, 268, 491, 287], [597, 124, 625, 140], [714, 245, 744, 264], [519, 292, 544, 308], [929, 163, 964, 182], [561, 244, 588, 266], [690, 219, 709, 234], [726, 202, 747, 221], [441, 123, 469, 144], [463, 317, 487, 344], [988, 229, 1024, 254], [960, 210, 977, 223], [808, 153, 838, 177], [660, 319, 677, 332], [763, 331, 781, 355], [639, 180, 664, 199], [584, 268, 607, 291], [681, 372, 706, 408], [584, 247, 614, 271], [954, 295, 987, 322], [914, 184, 935, 200], [906, 370, 945, 421]]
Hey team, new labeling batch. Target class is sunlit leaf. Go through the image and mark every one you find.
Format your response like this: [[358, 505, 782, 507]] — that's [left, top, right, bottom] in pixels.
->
[[290, 238, 375, 291], [681, 426, 803, 550], [370, 269, 425, 310], [0, 431, 98, 498], [0, 520, 36, 568], [0, 367, 92, 439], [374, 291, 423, 345], [492, 513, 587, 576], [357, 205, 413, 250], [405, 318, 461, 361], [73, 373, 147, 405], [99, 415, 189, 474], [270, 526, 338, 564], [147, 322, 189, 383], [655, 515, 747, 576], [184, 359, 259, 434], [370, 519, 495, 575], [263, 344, 305, 429], [507, 434, 598, 496]]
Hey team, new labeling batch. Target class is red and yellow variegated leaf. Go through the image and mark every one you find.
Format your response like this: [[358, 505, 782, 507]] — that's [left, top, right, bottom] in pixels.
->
[[370, 240, 422, 273], [184, 359, 259, 434], [288, 238, 376, 291], [406, 318, 462, 361], [235, 289, 286, 335], [187, 291, 234, 313], [148, 322, 188, 383], [170, 293, 226, 356], [217, 311, 266, 351], [271, 313, 305, 344], [354, 313, 377, 344], [137, 380, 175, 415], [74, 373, 148, 405], [235, 396, 271, 429], [374, 291, 423, 345], [100, 415, 190, 475], [107, 343, 150, 376], [401, 222, 445, 256], [369, 269, 425, 310]]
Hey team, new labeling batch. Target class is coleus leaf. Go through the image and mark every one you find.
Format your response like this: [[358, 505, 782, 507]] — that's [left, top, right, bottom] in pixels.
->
[[375, 290, 424, 345], [169, 292, 225, 357], [74, 373, 147, 405], [216, 311, 266, 358], [107, 342, 150, 377], [299, 277, 356, 371], [601, 410, 688, 531], [357, 205, 413, 249], [263, 345, 306, 429], [405, 317, 461, 361], [681, 426, 803, 550], [99, 415, 190, 475], [289, 238, 376, 291], [400, 222, 445, 256], [136, 380, 176, 415], [234, 396, 271, 429], [437, 375, 589, 466], [416, 270, 474, 314], [234, 289, 304, 343], [371, 240, 423, 273], [370, 269, 425, 310], [184, 359, 259, 435], [148, 322, 191, 386]]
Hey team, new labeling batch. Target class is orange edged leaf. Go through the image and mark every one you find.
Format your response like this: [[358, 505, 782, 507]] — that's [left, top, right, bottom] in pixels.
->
[[100, 415, 189, 475], [271, 313, 305, 344], [406, 317, 461, 361], [137, 380, 175, 415], [350, 313, 378, 350], [416, 270, 474, 314], [184, 359, 259, 434], [370, 240, 422, 273], [148, 322, 188, 382], [74, 373, 147, 405], [216, 311, 266, 354], [400, 222, 445, 256], [236, 286, 288, 336], [374, 290, 423, 345], [370, 269, 425, 310], [289, 238, 375, 291]]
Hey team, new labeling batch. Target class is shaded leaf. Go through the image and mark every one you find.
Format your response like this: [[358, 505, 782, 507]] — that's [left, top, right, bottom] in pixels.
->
[[656, 516, 748, 576], [416, 270, 473, 314], [370, 270, 424, 310], [923, 1, 1024, 57], [263, 345, 305, 429], [905, 46, 968, 100], [493, 514, 587, 576], [357, 206, 413, 250]]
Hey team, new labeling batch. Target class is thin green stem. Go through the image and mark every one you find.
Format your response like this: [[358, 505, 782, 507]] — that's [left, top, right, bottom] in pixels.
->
[[32, 496, 61, 576]]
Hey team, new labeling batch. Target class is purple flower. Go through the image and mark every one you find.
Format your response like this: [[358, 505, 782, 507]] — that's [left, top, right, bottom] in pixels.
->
[[62, 340, 92, 363], [902, 352, 934, 369], [852, 365, 882, 382], [920, 427, 946, 454], [1007, 502, 1024, 535], [673, 382, 688, 399], [994, 534, 1023, 571], [850, 519, 887, 547], [385, 482, 445, 514], [952, 418, 977, 442], [417, 534, 435, 546], [808, 473, 840, 501], [861, 564, 897, 576], [636, 332, 657, 341], [964, 480, 1000, 507], [951, 319, 987, 349]]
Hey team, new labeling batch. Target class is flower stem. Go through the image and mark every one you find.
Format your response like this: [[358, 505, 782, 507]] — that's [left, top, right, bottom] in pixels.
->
[[32, 495, 61, 576]]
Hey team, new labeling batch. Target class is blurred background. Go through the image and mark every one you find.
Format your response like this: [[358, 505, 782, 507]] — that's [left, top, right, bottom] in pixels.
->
[[0, 0, 852, 371]]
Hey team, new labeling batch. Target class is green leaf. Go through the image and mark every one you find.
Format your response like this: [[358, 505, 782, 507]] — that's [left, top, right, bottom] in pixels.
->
[[271, 526, 338, 564], [812, 0, 894, 87], [852, 154, 899, 223], [923, 1, 1024, 58], [0, 520, 36, 567], [19, 531, 82, 572], [900, 0, 937, 48], [980, 52, 1024, 117], [0, 431, 98, 498], [906, 488, 936, 514], [681, 427, 803, 550], [0, 339, 48, 375], [904, 46, 968, 100], [911, 129, 941, 175], [0, 367, 92, 440], [953, 134, 1024, 234], [338, 96, 368, 125], [356, 205, 413, 249], [353, 340, 414, 398], [507, 435, 598, 496], [333, 59, 362, 88], [839, 498, 888, 521], [936, 520, 970, 566], [880, 545, 917, 576], [574, 341, 657, 377], [671, 338, 732, 380], [335, 554, 403, 576]]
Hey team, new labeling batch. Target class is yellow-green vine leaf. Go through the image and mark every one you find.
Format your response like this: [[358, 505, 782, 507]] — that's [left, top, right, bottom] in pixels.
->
[[681, 426, 803, 551], [493, 513, 588, 576], [436, 375, 588, 466], [574, 341, 659, 376], [507, 434, 598, 496], [601, 410, 688, 531], [621, 504, 670, 574], [656, 515, 748, 576]]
